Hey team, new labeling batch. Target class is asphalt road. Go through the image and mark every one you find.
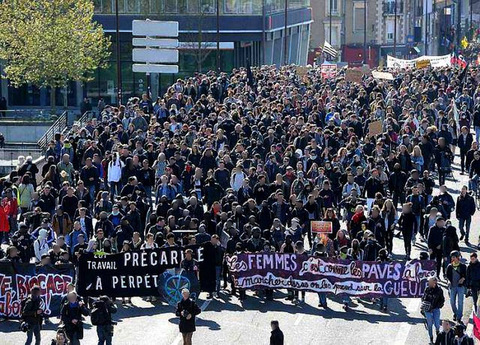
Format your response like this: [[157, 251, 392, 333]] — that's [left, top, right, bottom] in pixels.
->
[[2, 152, 480, 345]]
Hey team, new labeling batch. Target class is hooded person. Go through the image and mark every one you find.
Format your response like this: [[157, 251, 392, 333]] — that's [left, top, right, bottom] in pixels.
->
[[33, 228, 50, 263]]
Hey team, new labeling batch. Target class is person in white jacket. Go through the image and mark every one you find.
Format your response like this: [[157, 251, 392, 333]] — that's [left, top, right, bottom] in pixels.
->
[[230, 166, 246, 192], [108, 153, 124, 199], [34, 229, 50, 263]]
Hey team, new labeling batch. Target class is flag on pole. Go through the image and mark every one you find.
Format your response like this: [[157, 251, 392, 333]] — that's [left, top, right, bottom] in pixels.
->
[[453, 99, 459, 122], [323, 40, 338, 60], [461, 36, 469, 49]]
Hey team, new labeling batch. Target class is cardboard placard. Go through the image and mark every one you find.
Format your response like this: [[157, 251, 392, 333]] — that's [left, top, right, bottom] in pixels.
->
[[368, 120, 383, 136], [372, 70, 394, 80], [296, 66, 309, 76], [415, 59, 431, 69], [311, 221, 333, 234], [345, 69, 363, 83]]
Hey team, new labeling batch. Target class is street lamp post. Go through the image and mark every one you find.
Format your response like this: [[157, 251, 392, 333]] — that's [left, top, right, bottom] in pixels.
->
[[115, 0, 122, 105], [363, 0, 367, 64], [394, 0, 397, 56], [216, 0, 220, 72], [329, 0, 333, 43]]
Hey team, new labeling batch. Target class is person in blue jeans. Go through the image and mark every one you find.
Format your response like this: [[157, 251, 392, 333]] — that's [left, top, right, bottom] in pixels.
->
[[446, 251, 467, 322], [421, 277, 445, 344]]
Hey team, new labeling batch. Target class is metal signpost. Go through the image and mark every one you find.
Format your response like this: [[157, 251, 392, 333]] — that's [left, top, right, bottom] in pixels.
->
[[132, 20, 179, 98]]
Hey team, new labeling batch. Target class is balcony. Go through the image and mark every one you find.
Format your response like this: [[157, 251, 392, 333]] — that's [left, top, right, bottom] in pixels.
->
[[383, 1, 403, 15]]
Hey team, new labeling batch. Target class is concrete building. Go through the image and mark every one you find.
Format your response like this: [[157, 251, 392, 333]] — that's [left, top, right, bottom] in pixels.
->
[[1, 0, 312, 107], [309, 0, 477, 66]]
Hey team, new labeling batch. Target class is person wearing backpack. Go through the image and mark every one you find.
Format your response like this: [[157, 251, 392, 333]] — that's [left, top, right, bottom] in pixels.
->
[[60, 292, 89, 345], [22, 285, 43, 345], [91, 296, 117, 345]]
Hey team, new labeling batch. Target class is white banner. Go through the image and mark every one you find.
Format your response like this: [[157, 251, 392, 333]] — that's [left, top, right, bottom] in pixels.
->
[[387, 54, 451, 69]]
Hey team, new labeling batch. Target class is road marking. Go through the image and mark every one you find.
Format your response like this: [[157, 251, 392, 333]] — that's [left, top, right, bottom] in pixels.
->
[[393, 299, 421, 345], [294, 314, 304, 326], [171, 298, 212, 345]]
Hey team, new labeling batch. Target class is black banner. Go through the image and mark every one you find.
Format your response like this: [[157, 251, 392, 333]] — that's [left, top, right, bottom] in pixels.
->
[[0, 262, 74, 318], [76, 246, 205, 298]]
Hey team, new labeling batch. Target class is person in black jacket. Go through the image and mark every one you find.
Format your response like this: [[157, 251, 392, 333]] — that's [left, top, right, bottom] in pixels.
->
[[428, 217, 446, 277], [458, 126, 474, 174], [22, 285, 43, 345], [434, 319, 455, 345], [456, 186, 476, 243], [60, 292, 89, 345], [270, 320, 284, 345], [446, 251, 467, 322], [422, 277, 445, 344], [467, 252, 480, 313], [398, 203, 417, 260], [175, 289, 201, 345]]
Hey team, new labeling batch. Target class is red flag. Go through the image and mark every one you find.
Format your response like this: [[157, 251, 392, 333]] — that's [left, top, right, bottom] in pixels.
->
[[473, 312, 480, 340]]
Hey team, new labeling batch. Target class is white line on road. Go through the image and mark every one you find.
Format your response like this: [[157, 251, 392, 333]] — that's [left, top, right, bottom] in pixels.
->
[[294, 314, 304, 326], [171, 298, 212, 345], [393, 299, 421, 345]]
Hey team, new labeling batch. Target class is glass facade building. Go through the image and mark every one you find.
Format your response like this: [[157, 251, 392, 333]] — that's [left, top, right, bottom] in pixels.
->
[[0, 0, 311, 107]]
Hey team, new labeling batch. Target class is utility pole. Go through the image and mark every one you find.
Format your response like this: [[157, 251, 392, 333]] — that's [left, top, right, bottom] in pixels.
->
[[216, 0, 220, 72], [115, 0, 122, 105], [363, 0, 367, 63], [425, 0, 428, 55], [284, 0, 288, 65], [394, 0, 397, 56]]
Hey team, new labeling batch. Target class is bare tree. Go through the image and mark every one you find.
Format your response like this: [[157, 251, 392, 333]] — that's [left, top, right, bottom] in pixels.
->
[[183, 3, 216, 72]]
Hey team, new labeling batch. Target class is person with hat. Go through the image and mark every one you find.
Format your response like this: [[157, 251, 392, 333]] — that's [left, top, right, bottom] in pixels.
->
[[446, 251, 467, 322], [21, 285, 44, 345], [453, 323, 473, 345]]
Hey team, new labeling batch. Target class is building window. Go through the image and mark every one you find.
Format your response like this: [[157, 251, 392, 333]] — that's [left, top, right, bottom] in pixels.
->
[[164, 0, 178, 13], [324, 24, 339, 46], [386, 21, 394, 41], [326, 0, 338, 15], [353, 2, 365, 33]]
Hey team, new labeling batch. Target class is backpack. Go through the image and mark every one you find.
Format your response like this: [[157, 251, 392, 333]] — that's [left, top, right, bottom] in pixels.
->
[[90, 300, 109, 326]]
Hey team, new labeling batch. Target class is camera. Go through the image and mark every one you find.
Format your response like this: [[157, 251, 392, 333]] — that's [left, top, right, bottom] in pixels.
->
[[20, 322, 31, 333]]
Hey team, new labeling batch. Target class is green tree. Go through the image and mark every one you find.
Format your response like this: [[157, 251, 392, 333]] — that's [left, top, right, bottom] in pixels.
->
[[0, 0, 111, 112]]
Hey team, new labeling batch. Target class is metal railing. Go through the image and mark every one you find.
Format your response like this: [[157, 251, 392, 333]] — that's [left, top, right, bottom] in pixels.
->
[[76, 111, 93, 129], [37, 111, 68, 151]]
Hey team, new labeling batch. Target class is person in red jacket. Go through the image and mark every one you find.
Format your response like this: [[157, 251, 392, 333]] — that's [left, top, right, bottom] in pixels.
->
[[2, 188, 17, 236], [0, 203, 10, 244]]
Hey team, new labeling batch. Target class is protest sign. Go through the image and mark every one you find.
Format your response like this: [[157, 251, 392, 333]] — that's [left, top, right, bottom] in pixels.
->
[[474, 312, 480, 340], [226, 254, 436, 298], [387, 54, 451, 69], [76, 246, 206, 298], [311, 221, 333, 234], [345, 69, 363, 83], [296, 66, 309, 77], [0, 262, 74, 318], [321, 63, 337, 79], [415, 59, 430, 69], [372, 71, 394, 80], [368, 120, 383, 136]]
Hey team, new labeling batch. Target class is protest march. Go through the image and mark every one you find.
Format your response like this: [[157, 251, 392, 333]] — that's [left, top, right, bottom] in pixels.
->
[[2, 57, 480, 345]]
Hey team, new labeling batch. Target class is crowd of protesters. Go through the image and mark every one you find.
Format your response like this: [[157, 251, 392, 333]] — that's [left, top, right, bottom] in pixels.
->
[[1, 63, 480, 344]]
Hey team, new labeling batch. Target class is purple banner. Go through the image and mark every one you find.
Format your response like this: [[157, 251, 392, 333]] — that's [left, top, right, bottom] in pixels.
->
[[226, 253, 436, 298]]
